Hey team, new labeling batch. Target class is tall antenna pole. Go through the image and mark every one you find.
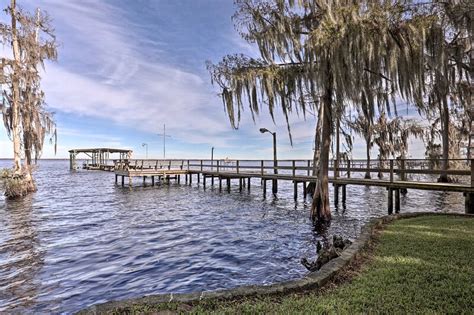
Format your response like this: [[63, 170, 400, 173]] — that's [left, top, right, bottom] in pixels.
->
[[157, 124, 171, 159]]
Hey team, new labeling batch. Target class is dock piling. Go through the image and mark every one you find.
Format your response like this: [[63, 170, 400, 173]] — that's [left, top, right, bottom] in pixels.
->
[[294, 181, 298, 201], [388, 188, 393, 214], [395, 189, 400, 213], [342, 185, 346, 203]]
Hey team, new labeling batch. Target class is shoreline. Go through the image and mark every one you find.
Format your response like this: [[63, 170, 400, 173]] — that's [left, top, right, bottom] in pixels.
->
[[77, 212, 474, 314]]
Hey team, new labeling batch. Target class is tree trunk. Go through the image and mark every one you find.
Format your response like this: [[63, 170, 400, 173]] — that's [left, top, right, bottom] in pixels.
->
[[10, 0, 22, 174], [311, 66, 332, 222], [365, 137, 371, 179], [439, 97, 450, 182], [306, 105, 323, 196]]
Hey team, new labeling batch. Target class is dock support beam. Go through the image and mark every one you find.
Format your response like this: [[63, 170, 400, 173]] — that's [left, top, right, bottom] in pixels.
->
[[388, 188, 393, 215], [247, 177, 251, 192], [342, 185, 346, 204], [466, 159, 474, 214], [227, 178, 231, 192], [465, 193, 474, 214], [263, 180, 267, 198], [294, 181, 298, 201], [334, 184, 339, 206], [395, 189, 400, 213]]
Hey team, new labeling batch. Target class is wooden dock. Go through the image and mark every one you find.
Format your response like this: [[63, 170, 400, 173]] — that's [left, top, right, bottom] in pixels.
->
[[111, 158, 474, 214], [69, 148, 132, 171]]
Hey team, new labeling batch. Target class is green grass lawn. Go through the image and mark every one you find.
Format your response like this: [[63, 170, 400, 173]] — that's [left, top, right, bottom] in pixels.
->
[[117, 215, 474, 314]]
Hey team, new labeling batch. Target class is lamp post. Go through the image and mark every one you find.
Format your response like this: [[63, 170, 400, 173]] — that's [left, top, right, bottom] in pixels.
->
[[260, 127, 277, 194], [211, 147, 214, 170], [142, 143, 148, 159]]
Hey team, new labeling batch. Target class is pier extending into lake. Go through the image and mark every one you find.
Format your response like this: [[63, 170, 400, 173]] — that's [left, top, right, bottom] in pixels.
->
[[110, 158, 474, 214], [69, 148, 132, 171]]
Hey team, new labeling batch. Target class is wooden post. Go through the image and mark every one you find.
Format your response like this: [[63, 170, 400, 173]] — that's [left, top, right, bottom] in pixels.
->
[[342, 184, 346, 203], [400, 159, 406, 181], [236, 160, 240, 174], [227, 178, 231, 192], [155, 160, 159, 170], [197, 173, 200, 184], [294, 181, 298, 201], [190, 173, 192, 184], [247, 177, 251, 191], [143, 176, 146, 185], [115, 174, 118, 183], [466, 159, 474, 214], [263, 179, 266, 198], [388, 188, 393, 215], [129, 176, 132, 187], [395, 189, 400, 213], [185, 174, 188, 184], [178, 175, 181, 184], [272, 160, 278, 195], [211, 175, 214, 186], [203, 175, 206, 189], [219, 177, 222, 191], [261, 160, 264, 176], [347, 160, 351, 178], [121, 175, 124, 187], [239, 178, 242, 191], [334, 183, 339, 206], [307, 160, 311, 176], [187, 160, 190, 171], [217, 160, 220, 173], [303, 181, 307, 198], [200, 160, 203, 171], [389, 160, 394, 183], [152, 176, 155, 186]]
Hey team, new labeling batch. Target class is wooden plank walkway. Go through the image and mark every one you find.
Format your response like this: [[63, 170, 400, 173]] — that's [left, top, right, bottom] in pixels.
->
[[112, 158, 474, 214]]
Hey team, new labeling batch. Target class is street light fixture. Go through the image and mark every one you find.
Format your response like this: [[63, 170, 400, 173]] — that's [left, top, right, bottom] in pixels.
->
[[260, 127, 278, 194], [142, 143, 148, 159]]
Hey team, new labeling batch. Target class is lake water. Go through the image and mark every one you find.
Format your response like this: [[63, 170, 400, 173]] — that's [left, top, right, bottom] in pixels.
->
[[0, 160, 465, 313]]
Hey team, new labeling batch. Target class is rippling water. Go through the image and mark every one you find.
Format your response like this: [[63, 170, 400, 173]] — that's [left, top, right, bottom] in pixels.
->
[[0, 160, 465, 313]]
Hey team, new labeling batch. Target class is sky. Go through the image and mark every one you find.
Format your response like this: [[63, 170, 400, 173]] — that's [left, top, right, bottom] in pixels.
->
[[0, 0, 426, 160]]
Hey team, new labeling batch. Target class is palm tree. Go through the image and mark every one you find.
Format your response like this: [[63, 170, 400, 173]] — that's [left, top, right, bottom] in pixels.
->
[[209, 0, 434, 222]]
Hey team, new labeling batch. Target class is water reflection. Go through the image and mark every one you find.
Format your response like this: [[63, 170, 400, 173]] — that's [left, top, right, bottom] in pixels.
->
[[0, 195, 44, 313]]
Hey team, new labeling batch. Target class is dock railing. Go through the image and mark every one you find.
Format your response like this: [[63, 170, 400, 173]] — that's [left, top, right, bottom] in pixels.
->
[[112, 158, 471, 181]]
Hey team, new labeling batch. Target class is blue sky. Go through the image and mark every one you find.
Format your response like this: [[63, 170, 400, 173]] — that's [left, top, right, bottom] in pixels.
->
[[0, 0, 425, 160]]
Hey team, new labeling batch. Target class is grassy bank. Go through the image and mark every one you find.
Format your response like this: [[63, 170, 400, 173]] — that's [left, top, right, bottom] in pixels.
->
[[117, 215, 474, 314]]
